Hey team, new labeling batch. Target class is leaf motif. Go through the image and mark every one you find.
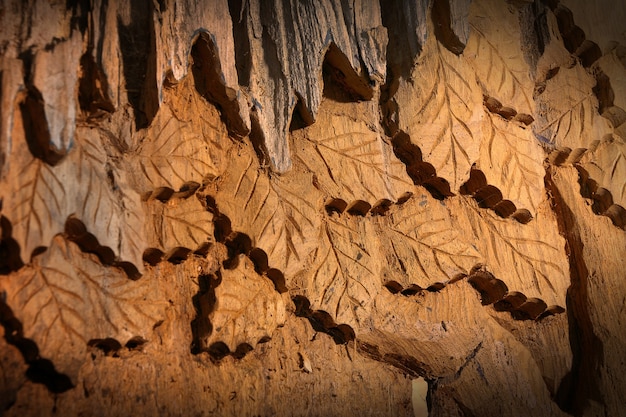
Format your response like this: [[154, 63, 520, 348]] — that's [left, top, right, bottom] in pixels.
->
[[395, 38, 485, 191], [295, 101, 413, 202], [73, 127, 146, 270], [465, 0, 534, 114], [0, 236, 167, 381], [207, 255, 286, 351], [304, 216, 380, 326], [7, 156, 67, 260], [215, 147, 322, 279], [130, 78, 232, 191], [2, 126, 147, 270], [144, 196, 214, 252], [580, 136, 626, 207], [534, 64, 613, 149], [379, 193, 480, 288], [479, 114, 546, 213], [451, 197, 568, 306]]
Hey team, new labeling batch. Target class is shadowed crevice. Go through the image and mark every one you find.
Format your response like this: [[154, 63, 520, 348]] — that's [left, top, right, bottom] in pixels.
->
[[460, 168, 533, 224], [0, 216, 24, 274], [0, 299, 73, 393], [191, 32, 249, 138], [432, 0, 466, 55], [391, 131, 453, 200], [204, 195, 288, 294], [357, 340, 430, 379], [190, 273, 219, 355], [117, 0, 158, 129], [545, 167, 605, 413], [321, 42, 374, 103]]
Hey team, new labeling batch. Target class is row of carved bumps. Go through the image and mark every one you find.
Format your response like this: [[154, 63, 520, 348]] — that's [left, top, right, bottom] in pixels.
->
[[292, 295, 356, 345], [391, 117, 535, 223], [141, 182, 211, 266], [547, 145, 626, 230], [384, 265, 565, 321], [140, 181, 202, 203], [545, 1, 626, 132]]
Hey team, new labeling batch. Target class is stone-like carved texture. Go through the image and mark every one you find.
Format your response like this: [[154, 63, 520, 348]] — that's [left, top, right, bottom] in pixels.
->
[[0, 0, 625, 416]]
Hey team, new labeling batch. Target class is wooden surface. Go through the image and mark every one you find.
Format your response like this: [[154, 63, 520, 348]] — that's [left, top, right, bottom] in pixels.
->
[[0, 0, 625, 416]]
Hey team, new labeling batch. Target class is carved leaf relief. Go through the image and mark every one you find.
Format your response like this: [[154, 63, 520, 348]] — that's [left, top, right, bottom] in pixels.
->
[[73, 127, 146, 269], [304, 216, 380, 326], [452, 198, 568, 306], [465, 0, 534, 114], [478, 114, 546, 213], [379, 194, 480, 288], [8, 156, 67, 260], [0, 236, 167, 381], [130, 79, 232, 192], [396, 37, 485, 191], [207, 256, 286, 351], [295, 101, 413, 202], [215, 147, 322, 278], [534, 64, 613, 149], [144, 195, 214, 253]]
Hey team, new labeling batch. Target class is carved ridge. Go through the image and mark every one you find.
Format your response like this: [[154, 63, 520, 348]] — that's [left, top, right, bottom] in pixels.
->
[[547, 145, 626, 229], [542, 1, 626, 134], [292, 295, 356, 345], [64, 217, 141, 279], [384, 264, 565, 321], [391, 128, 535, 223]]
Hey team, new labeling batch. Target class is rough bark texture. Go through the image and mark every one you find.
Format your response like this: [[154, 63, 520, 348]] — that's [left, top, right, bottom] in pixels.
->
[[0, 0, 625, 416]]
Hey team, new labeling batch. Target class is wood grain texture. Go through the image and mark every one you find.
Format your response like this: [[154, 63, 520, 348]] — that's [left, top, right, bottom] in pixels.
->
[[0, 0, 624, 416]]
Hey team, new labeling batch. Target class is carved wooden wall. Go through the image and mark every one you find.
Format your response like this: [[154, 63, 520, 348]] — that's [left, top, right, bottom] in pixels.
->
[[0, 0, 625, 416]]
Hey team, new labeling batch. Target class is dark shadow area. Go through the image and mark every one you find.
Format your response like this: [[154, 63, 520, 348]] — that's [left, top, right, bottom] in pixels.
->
[[292, 295, 355, 345], [321, 43, 374, 104], [541, 1, 602, 69], [191, 32, 249, 137], [431, 0, 466, 55], [0, 299, 73, 393], [545, 167, 605, 413], [190, 273, 219, 355], [78, 51, 114, 115], [468, 269, 509, 306], [575, 166, 626, 230], [228, 0, 252, 88], [460, 167, 534, 223], [19, 86, 65, 166], [163, 247, 192, 265], [0, 216, 24, 274], [346, 200, 371, 216], [379, 0, 422, 91], [325, 198, 348, 215], [17, 48, 68, 166], [117, 0, 158, 129], [391, 131, 453, 200], [371, 199, 393, 216], [358, 340, 430, 379], [484, 95, 534, 124], [142, 248, 164, 266], [88, 337, 122, 356]]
